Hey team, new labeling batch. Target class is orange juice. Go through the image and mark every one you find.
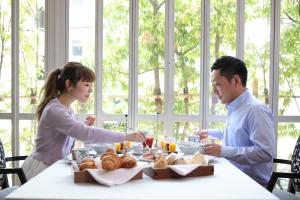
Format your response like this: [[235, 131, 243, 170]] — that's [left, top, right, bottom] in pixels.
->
[[159, 140, 165, 149], [115, 143, 121, 152], [169, 143, 176, 152]]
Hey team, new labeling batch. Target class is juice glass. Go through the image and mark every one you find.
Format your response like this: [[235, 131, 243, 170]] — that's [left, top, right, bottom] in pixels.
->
[[169, 143, 176, 152], [143, 135, 154, 148]]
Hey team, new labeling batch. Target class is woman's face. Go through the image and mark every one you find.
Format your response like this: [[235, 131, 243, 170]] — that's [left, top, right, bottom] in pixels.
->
[[69, 80, 93, 103]]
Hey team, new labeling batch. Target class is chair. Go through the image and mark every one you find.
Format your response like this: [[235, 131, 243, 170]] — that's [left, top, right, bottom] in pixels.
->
[[267, 136, 300, 200], [0, 140, 27, 189]]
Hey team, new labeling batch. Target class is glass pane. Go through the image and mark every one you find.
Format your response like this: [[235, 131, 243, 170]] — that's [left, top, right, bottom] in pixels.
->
[[0, 1, 11, 112], [103, 121, 126, 133], [209, 0, 236, 116], [0, 120, 12, 157], [72, 94, 95, 114], [138, 121, 164, 147], [209, 122, 225, 130], [69, 0, 95, 114], [245, 0, 271, 105], [19, 120, 38, 155], [102, 0, 129, 114], [278, 1, 300, 116], [0, 119, 13, 185], [174, 0, 201, 115], [19, 0, 45, 113], [276, 123, 299, 189], [69, 0, 95, 62], [138, 0, 165, 115], [277, 123, 299, 158], [172, 121, 199, 142]]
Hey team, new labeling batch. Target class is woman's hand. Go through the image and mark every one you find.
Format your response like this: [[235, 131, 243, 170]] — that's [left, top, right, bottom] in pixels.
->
[[85, 115, 96, 126], [125, 131, 146, 143]]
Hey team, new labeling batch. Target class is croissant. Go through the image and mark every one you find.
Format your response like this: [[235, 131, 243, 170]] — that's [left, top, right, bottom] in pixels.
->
[[120, 155, 137, 168], [100, 151, 114, 160], [101, 153, 121, 170], [79, 160, 97, 171]]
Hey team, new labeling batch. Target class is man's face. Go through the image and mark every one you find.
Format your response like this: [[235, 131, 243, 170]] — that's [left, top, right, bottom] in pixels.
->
[[211, 69, 236, 104]]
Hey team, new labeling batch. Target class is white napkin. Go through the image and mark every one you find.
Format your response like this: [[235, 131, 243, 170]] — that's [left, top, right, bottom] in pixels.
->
[[167, 164, 203, 176], [86, 162, 148, 186]]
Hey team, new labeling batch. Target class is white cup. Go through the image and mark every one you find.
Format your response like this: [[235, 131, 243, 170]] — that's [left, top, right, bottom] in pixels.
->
[[198, 144, 205, 154]]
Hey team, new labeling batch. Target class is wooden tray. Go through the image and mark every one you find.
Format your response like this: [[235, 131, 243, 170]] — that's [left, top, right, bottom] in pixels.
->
[[71, 161, 143, 183], [143, 164, 214, 179]]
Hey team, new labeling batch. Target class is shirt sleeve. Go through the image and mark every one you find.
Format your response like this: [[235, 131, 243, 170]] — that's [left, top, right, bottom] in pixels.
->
[[221, 105, 276, 165], [207, 129, 224, 140], [45, 106, 125, 143]]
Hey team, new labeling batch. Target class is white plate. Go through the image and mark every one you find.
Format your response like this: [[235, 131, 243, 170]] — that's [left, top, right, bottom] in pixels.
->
[[129, 150, 144, 155], [206, 155, 217, 163], [138, 155, 155, 162]]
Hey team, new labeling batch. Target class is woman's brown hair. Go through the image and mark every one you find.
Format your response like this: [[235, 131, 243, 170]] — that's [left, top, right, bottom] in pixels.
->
[[36, 62, 95, 121]]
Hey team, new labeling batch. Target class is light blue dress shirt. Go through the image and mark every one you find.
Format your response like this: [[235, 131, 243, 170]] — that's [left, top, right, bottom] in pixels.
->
[[208, 89, 276, 187]]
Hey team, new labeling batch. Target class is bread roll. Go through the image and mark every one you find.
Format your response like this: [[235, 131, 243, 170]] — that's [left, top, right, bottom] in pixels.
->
[[154, 156, 167, 169], [167, 153, 177, 165], [79, 161, 97, 170], [174, 157, 187, 165], [81, 158, 95, 165], [190, 152, 207, 165], [120, 155, 137, 168]]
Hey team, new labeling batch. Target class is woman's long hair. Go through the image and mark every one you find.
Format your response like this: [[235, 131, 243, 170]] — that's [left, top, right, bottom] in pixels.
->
[[36, 62, 95, 121]]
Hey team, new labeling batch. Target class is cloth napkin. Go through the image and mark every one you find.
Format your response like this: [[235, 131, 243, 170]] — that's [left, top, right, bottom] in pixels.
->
[[167, 164, 203, 176], [86, 162, 148, 186]]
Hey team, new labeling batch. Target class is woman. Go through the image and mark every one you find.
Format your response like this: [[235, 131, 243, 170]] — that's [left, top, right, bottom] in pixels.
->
[[22, 62, 145, 180]]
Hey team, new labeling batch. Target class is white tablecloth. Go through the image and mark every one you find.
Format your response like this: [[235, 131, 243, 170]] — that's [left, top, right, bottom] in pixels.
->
[[7, 157, 278, 200]]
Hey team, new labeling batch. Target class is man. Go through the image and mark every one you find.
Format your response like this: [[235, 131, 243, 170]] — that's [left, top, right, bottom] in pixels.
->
[[197, 56, 275, 187]]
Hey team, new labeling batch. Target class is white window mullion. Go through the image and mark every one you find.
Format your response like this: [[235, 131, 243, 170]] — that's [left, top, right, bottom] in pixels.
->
[[129, 0, 139, 129], [45, 0, 68, 74], [200, 0, 210, 129], [95, 0, 103, 127], [65, 0, 69, 61], [236, 0, 245, 60], [270, 0, 281, 142], [164, 0, 175, 136], [278, 116, 300, 123], [11, 0, 19, 156]]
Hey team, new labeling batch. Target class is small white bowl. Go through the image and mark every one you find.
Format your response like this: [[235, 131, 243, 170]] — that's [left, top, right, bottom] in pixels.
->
[[178, 142, 201, 155], [86, 143, 111, 154]]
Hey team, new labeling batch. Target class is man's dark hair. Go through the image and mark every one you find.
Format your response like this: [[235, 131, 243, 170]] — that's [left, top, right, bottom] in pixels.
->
[[211, 56, 248, 87]]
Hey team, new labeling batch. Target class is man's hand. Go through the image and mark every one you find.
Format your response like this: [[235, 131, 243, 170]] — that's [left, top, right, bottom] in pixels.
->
[[204, 144, 221, 157], [85, 115, 96, 126], [194, 129, 209, 140]]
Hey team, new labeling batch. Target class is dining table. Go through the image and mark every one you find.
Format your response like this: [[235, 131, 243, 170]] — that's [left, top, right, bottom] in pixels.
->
[[6, 155, 279, 200]]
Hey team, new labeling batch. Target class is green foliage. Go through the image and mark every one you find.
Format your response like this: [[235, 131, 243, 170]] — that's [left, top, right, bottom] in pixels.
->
[[278, 123, 300, 138], [102, 0, 129, 114], [0, 0, 299, 157], [278, 0, 300, 115]]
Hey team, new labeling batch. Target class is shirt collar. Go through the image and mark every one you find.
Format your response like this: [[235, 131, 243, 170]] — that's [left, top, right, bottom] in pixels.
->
[[226, 88, 250, 111]]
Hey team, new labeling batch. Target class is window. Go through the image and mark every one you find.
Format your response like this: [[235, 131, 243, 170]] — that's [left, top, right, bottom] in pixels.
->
[[244, 0, 271, 105], [0, 0, 45, 158], [67, 0, 300, 150], [0, 1, 299, 165], [72, 40, 83, 56]]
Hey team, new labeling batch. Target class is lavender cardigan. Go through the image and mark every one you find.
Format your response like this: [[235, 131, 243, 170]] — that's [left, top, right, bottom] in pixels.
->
[[31, 98, 124, 165]]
